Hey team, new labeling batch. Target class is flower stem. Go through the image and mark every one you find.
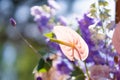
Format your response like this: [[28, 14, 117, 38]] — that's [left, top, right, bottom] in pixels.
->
[[50, 38, 74, 47], [11, 26, 51, 66], [84, 61, 91, 80]]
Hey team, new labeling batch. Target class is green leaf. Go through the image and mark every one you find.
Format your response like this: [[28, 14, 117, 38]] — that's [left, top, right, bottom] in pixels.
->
[[103, 1, 108, 6], [99, 1, 108, 6], [104, 8, 110, 13], [39, 68, 47, 72], [44, 32, 73, 48], [90, 8, 96, 17], [38, 48, 48, 56], [71, 66, 85, 80], [44, 32, 54, 38], [37, 58, 52, 72], [37, 58, 45, 71], [44, 60, 52, 71], [76, 74, 86, 80], [90, 3, 95, 8]]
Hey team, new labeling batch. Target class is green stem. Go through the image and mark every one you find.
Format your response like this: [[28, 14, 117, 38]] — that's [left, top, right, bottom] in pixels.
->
[[50, 38, 74, 47], [13, 27, 51, 66], [84, 61, 91, 80]]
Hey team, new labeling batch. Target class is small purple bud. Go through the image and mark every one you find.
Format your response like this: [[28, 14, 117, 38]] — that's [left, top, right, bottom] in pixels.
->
[[10, 18, 16, 27], [36, 77, 42, 80]]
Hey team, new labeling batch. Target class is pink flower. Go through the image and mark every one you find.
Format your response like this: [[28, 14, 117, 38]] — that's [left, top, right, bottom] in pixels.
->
[[112, 22, 120, 54], [53, 26, 89, 61], [89, 65, 110, 80]]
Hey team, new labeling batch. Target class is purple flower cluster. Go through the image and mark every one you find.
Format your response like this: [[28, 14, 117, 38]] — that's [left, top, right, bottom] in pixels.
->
[[77, 14, 103, 64], [77, 13, 116, 66], [57, 60, 72, 74], [31, 0, 68, 34], [31, 5, 53, 33], [76, 11, 118, 79], [31, 0, 69, 53]]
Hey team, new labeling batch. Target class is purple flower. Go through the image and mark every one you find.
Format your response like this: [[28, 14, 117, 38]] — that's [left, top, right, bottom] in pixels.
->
[[48, 0, 60, 10], [77, 14, 94, 28], [97, 20, 102, 26], [58, 16, 67, 26], [86, 50, 106, 64], [31, 5, 55, 33], [77, 13, 107, 64], [10, 18, 16, 27], [57, 61, 72, 74], [89, 65, 110, 80], [114, 70, 120, 80], [36, 77, 42, 80], [31, 6, 43, 16], [77, 14, 94, 42], [36, 14, 50, 27]]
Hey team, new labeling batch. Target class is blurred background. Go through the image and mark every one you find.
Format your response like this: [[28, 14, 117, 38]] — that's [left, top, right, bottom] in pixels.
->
[[0, 0, 115, 80]]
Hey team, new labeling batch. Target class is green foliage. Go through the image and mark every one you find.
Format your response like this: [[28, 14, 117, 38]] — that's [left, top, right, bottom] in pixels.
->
[[37, 58, 52, 73], [16, 45, 39, 80], [71, 66, 86, 80], [99, 1, 108, 6], [38, 45, 56, 57], [90, 1, 111, 20], [37, 58, 45, 71], [90, 8, 97, 17], [44, 32, 54, 39], [90, 3, 97, 17], [38, 47, 49, 56], [90, 3, 95, 8]]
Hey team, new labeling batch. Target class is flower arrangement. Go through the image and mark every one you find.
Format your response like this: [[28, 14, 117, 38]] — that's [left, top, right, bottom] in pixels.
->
[[10, 0, 119, 80]]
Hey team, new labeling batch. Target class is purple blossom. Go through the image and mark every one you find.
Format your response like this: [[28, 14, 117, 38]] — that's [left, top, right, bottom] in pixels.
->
[[93, 53, 106, 65], [36, 77, 42, 80], [10, 18, 16, 27], [100, 43, 116, 57], [114, 70, 120, 80], [77, 14, 96, 62], [57, 61, 72, 74], [77, 14, 94, 28], [77, 13, 108, 64], [31, 6, 43, 16], [97, 20, 102, 26], [58, 16, 67, 26], [36, 14, 50, 27], [86, 50, 106, 64], [89, 65, 110, 80], [31, 5, 54, 33], [48, 0, 60, 10], [77, 14, 94, 42]]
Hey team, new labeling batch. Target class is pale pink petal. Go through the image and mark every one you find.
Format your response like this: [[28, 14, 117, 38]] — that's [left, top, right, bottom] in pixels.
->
[[53, 26, 89, 61], [112, 22, 120, 54]]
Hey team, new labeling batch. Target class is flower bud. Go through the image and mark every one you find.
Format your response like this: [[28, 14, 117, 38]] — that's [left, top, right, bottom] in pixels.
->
[[10, 18, 16, 27]]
